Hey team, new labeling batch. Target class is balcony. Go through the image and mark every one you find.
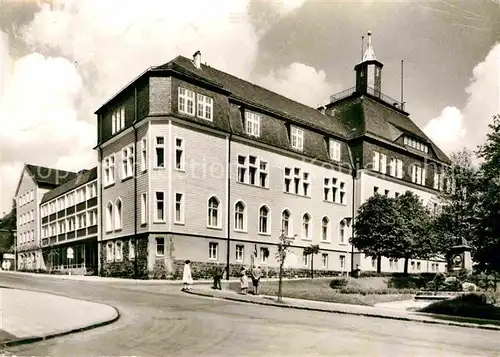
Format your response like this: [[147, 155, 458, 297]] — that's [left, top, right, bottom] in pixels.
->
[[329, 86, 405, 111]]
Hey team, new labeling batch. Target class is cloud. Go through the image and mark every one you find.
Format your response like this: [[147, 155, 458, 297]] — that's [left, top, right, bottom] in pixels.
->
[[257, 62, 335, 107], [425, 43, 500, 154]]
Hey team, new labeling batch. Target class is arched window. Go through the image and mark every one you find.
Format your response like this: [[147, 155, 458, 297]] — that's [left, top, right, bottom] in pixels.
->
[[322, 216, 329, 241], [339, 220, 346, 243], [106, 202, 113, 232], [208, 196, 220, 227], [259, 206, 270, 234], [302, 213, 311, 239], [114, 198, 122, 230], [281, 210, 290, 237], [234, 201, 245, 231]]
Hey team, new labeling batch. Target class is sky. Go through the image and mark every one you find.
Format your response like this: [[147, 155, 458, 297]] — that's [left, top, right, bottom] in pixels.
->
[[0, 0, 499, 215]]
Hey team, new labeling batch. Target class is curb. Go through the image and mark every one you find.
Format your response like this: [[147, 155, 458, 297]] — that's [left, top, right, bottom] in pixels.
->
[[185, 290, 500, 332], [0, 288, 121, 349]]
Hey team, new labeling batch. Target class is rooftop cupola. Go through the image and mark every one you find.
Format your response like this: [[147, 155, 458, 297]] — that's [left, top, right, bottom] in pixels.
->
[[354, 31, 383, 97]]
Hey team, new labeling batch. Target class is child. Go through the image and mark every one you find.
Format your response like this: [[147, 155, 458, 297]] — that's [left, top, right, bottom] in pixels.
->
[[182, 260, 193, 291], [240, 267, 248, 294]]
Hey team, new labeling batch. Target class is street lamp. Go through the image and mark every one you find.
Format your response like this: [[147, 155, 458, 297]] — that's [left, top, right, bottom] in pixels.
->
[[12, 231, 17, 271]]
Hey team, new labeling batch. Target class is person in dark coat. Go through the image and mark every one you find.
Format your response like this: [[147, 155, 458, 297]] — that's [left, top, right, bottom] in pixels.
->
[[213, 262, 223, 290]]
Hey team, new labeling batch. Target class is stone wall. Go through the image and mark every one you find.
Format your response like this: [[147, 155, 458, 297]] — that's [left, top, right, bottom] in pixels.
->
[[99, 236, 149, 278]]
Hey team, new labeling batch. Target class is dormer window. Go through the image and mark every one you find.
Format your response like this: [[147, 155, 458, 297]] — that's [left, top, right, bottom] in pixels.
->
[[245, 111, 260, 137], [404, 135, 428, 154], [329, 139, 341, 161], [111, 107, 125, 134], [197, 93, 213, 121], [178, 87, 195, 116], [291, 126, 304, 151]]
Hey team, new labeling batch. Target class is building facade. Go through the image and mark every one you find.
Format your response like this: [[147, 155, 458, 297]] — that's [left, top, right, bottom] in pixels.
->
[[94, 35, 450, 279], [15, 164, 77, 270], [39, 168, 99, 275]]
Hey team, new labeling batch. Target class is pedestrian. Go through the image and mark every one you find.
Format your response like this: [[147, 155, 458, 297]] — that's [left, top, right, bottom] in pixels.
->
[[240, 267, 248, 294], [213, 262, 223, 290], [182, 260, 193, 291], [251, 265, 262, 295]]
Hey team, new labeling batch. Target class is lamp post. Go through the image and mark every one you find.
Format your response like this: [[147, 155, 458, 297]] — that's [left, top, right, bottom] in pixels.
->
[[342, 217, 352, 277], [13, 231, 17, 271]]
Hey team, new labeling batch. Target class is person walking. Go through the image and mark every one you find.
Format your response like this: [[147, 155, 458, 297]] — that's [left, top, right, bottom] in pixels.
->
[[251, 265, 262, 295], [182, 260, 193, 291], [213, 262, 223, 290], [240, 267, 248, 294]]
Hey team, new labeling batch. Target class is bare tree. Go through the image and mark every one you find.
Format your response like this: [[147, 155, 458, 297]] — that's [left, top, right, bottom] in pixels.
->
[[276, 231, 295, 303]]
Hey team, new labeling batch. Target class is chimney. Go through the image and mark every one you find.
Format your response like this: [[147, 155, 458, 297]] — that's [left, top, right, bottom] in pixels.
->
[[193, 50, 201, 69]]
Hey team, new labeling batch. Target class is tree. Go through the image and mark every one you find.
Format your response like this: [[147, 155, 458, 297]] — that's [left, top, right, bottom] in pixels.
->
[[393, 191, 435, 274], [474, 114, 500, 274], [430, 148, 480, 265], [303, 244, 320, 279], [275, 231, 295, 303], [351, 194, 402, 273]]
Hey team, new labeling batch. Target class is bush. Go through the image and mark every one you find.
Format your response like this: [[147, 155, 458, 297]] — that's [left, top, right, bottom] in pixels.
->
[[329, 278, 348, 289], [339, 287, 419, 295], [420, 293, 500, 321], [389, 273, 437, 289]]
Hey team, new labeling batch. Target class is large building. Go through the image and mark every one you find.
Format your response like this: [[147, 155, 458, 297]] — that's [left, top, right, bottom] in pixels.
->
[[93, 33, 449, 279]]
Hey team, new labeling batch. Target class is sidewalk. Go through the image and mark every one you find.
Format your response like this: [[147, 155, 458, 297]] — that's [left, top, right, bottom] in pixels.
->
[[186, 285, 500, 331], [0, 287, 118, 347]]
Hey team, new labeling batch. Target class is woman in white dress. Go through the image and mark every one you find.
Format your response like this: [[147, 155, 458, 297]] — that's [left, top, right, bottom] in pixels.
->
[[182, 260, 193, 291]]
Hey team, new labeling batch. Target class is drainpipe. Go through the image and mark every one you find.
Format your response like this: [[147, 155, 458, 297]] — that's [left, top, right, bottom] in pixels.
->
[[98, 146, 103, 276], [226, 133, 232, 280], [351, 165, 356, 276], [133, 87, 138, 279]]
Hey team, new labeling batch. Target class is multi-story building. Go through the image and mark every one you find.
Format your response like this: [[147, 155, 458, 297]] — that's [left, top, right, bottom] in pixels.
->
[[14, 164, 77, 270], [39, 168, 99, 274], [94, 35, 450, 279]]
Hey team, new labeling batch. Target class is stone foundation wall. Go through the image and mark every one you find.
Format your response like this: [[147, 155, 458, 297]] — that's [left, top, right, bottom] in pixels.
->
[[99, 236, 149, 278]]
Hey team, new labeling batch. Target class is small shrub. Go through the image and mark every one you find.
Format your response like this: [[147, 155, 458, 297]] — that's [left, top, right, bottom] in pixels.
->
[[329, 278, 348, 289], [339, 287, 419, 295]]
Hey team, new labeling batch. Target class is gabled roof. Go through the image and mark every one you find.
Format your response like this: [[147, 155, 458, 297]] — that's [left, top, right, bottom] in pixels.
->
[[14, 164, 78, 197], [330, 95, 451, 164], [153, 56, 349, 138], [41, 167, 97, 204]]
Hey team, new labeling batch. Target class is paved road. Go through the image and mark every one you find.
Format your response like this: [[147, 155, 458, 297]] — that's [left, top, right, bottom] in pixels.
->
[[0, 274, 499, 357]]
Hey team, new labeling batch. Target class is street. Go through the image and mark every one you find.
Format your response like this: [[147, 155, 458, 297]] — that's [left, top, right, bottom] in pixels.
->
[[0, 274, 499, 357]]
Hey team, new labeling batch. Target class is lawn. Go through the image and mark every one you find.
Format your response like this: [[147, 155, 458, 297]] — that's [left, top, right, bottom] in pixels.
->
[[229, 277, 416, 306]]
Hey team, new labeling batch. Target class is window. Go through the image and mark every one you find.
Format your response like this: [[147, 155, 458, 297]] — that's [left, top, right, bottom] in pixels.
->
[[389, 158, 396, 177], [106, 202, 113, 232], [141, 138, 147, 172], [178, 87, 195, 116], [302, 213, 311, 240], [87, 183, 97, 199], [322, 253, 329, 268], [30, 210, 34, 222], [434, 171, 441, 190], [88, 209, 97, 226], [77, 212, 87, 229], [284, 167, 310, 196], [372, 151, 387, 174], [281, 210, 290, 237], [389, 259, 394, 269], [115, 241, 123, 261], [114, 199, 122, 230], [322, 217, 330, 241], [104, 155, 115, 186], [122, 145, 134, 179], [155, 137, 165, 168], [197, 93, 213, 121], [329, 139, 341, 161], [234, 201, 245, 231], [106, 242, 114, 262], [259, 206, 270, 234], [284, 167, 291, 193], [67, 217, 75, 232], [259, 247, 269, 264], [404, 135, 428, 153], [323, 177, 340, 203], [259, 161, 268, 187], [339, 220, 346, 243], [235, 245, 244, 262], [411, 165, 426, 185], [237, 156, 246, 183], [111, 107, 125, 134], [57, 220, 65, 234], [339, 182, 346, 204], [384, 189, 390, 196], [245, 111, 260, 137], [175, 138, 185, 170], [372, 257, 376, 268], [417, 262, 421, 271], [209, 242, 218, 260], [340, 255, 346, 269], [141, 193, 147, 225], [396, 159, 403, 179], [291, 126, 304, 151], [249, 156, 257, 185], [373, 186, 379, 195], [129, 240, 135, 260], [67, 192, 74, 207], [156, 237, 165, 256], [155, 192, 165, 222], [175, 193, 184, 224], [303, 253, 309, 267], [208, 196, 220, 228], [303, 172, 310, 197]]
